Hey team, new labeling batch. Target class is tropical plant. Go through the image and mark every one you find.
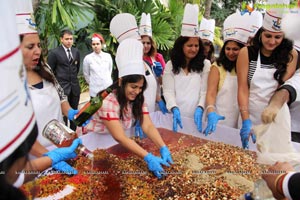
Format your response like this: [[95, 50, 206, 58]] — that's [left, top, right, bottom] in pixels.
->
[[35, 0, 94, 53]]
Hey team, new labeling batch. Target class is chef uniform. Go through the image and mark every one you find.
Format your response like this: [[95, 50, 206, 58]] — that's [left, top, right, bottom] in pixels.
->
[[139, 12, 162, 113], [83, 33, 113, 97], [110, 13, 158, 113], [16, 1, 65, 148], [163, 4, 211, 118], [207, 12, 251, 128], [248, 0, 290, 126], [0, 0, 37, 188]]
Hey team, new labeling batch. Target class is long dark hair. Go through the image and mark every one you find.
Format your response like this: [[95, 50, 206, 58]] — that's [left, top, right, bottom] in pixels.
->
[[216, 40, 244, 72], [0, 124, 38, 200], [116, 75, 147, 124], [204, 41, 215, 63], [170, 36, 206, 74], [20, 35, 55, 85], [252, 28, 294, 84]]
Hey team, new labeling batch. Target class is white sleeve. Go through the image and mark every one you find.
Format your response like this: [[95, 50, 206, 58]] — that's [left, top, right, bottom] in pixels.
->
[[162, 61, 177, 111], [82, 55, 90, 84], [108, 54, 113, 75], [198, 59, 211, 108]]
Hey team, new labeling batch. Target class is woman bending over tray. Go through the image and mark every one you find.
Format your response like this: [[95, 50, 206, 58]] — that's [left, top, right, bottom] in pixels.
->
[[80, 39, 173, 179]]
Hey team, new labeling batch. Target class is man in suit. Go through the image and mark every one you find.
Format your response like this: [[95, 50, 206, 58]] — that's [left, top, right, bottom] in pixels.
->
[[48, 29, 81, 130]]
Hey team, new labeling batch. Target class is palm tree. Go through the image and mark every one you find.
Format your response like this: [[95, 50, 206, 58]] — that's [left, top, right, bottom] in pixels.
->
[[34, 0, 94, 54]]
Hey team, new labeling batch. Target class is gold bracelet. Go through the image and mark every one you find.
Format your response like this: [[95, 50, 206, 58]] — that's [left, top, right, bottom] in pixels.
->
[[274, 173, 287, 196]]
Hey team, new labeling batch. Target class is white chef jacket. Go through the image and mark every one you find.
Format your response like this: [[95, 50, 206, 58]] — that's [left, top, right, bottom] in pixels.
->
[[162, 59, 211, 118], [83, 51, 113, 97]]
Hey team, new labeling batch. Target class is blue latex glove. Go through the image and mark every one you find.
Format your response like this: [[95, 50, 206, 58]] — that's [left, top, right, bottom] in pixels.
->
[[134, 120, 146, 139], [204, 112, 225, 136], [153, 61, 163, 77], [240, 119, 254, 149], [68, 109, 79, 121], [52, 161, 78, 175], [68, 109, 91, 127], [157, 100, 168, 114], [144, 153, 169, 179], [160, 146, 173, 165], [172, 107, 183, 132], [194, 107, 204, 132], [44, 138, 82, 166]]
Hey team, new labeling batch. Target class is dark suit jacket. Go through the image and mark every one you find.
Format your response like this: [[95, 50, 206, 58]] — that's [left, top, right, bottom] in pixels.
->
[[48, 45, 81, 96]]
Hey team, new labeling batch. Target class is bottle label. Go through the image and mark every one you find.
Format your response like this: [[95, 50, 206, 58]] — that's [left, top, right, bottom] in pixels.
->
[[42, 119, 76, 147]]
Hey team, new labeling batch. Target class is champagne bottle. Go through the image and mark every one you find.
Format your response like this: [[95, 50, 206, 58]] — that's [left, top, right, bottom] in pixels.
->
[[73, 82, 118, 126], [43, 119, 94, 159]]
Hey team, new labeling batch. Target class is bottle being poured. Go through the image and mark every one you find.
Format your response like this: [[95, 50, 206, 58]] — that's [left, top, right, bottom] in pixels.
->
[[73, 81, 118, 126], [43, 119, 94, 159]]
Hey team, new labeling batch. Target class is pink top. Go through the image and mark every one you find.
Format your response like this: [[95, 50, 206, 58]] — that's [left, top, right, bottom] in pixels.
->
[[143, 53, 166, 72], [79, 91, 149, 134]]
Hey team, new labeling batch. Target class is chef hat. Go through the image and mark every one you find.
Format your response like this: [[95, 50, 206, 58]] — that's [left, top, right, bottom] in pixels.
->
[[248, 11, 263, 37], [181, 4, 199, 37], [139, 13, 152, 37], [92, 33, 105, 43], [262, 0, 290, 33], [15, 0, 38, 35], [110, 13, 140, 43], [0, 1, 36, 162], [223, 11, 252, 45], [281, 9, 300, 40], [116, 38, 144, 78], [199, 18, 215, 42]]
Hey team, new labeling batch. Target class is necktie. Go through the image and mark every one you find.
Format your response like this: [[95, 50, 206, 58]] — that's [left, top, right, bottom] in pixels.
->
[[67, 49, 72, 64]]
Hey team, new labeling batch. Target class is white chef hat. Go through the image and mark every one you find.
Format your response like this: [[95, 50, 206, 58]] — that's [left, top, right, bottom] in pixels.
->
[[248, 11, 263, 37], [116, 38, 144, 78], [199, 18, 215, 42], [15, 0, 38, 35], [181, 4, 199, 37], [139, 13, 152, 37], [110, 13, 140, 43], [281, 9, 300, 41], [223, 11, 252, 45], [262, 0, 290, 33], [0, 1, 36, 162]]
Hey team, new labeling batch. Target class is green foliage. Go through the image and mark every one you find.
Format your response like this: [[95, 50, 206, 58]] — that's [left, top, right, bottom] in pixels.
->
[[78, 75, 89, 93]]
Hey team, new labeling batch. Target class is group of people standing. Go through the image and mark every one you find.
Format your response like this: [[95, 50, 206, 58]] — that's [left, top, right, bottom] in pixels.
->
[[1, 0, 300, 199]]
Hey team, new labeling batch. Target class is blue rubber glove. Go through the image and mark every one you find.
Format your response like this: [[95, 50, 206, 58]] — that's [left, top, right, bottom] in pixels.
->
[[134, 120, 146, 139], [68, 109, 79, 121], [153, 61, 163, 77], [68, 109, 91, 127], [52, 161, 78, 175], [157, 100, 168, 114], [44, 138, 82, 166], [160, 146, 173, 165], [204, 112, 225, 136], [144, 153, 169, 179], [172, 107, 183, 132], [194, 107, 204, 132], [240, 119, 253, 149]]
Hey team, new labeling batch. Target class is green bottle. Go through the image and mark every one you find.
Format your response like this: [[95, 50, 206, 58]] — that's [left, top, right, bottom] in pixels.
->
[[73, 82, 117, 126]]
